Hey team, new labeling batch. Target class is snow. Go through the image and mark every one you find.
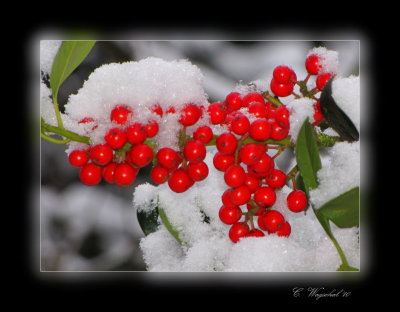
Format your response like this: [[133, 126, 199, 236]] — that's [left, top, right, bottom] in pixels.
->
[[310, 141, 360, 209], [307, 47, 339, 75], [286, 97, 315, 142], [40, 40, 62, 74]]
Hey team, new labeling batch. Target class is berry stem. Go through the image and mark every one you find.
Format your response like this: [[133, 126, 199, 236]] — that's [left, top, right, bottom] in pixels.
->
[[52, 92, 64, 129], [261, 91, 283, 107], [40, 132, 71, 144], [234, 133, 249, 164], [41, 118, 90, 144]]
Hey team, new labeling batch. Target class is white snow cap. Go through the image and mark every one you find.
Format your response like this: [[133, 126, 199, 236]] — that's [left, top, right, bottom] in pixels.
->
[[40, 40, 62, 74], [286, 97, 315, 143], [307, 47, 339, 75]]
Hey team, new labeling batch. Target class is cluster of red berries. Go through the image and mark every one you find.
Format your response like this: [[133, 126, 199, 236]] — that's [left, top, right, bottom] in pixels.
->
[[69, 105, 159, 186]]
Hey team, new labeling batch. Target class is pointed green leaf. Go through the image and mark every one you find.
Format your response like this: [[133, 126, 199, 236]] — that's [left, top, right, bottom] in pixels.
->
[[295, 118, 322, 193], [50, 41, 95, 99], [317, 187, 360, 228], [136, 208, 160, 236]]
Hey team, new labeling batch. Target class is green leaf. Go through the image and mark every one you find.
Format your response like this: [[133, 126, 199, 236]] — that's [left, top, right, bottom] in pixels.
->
[[319, 77, 359, 142], [50, 41, 95, 100], [295, 118, 322, 193], [158, 206, 184, 245], [316, 187, 360, 228], [136, 208, 160, 236], [337, 263, 359, 271]]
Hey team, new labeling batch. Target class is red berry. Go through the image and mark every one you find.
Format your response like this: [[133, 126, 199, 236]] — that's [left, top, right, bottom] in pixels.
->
[[102, 162, 117, 184], [114, 163, 139, 187], [69, 150, 89, 167], [168, 168, 193, 193], [270, 78, 294, 97], [156, 147, 182, 169], [150, 165, 169, 184], [241, 92, 264, 107], [270, 121, 289, 140], [219, 205, 242, 225], [287, 190, 308, 212], [128, 143, 154, 168], [166, 106, 176, 114], [179, 104, 202, 126], [249, 119, 271, 141], [266, 169, 287, 188], [266, 102, 277, 119], [110, 105, 132, 124], [229, 222, 250, 243], [305, 54, 321, 75], [224, 165, 246, 188], [225, 92, 242, 111], [247, 229, 265, 237], [248, 102, 268, 118], [183, 140, 206, 163], [275, 106, 290, 127], [151, 104, 163, 117], [79, 163, 102, 186], [213, 152, 235, 172], [126, 123, 147, 144], [79, 117, 98, 131], [273, 65, 297, 84], [230, 185, 251, 206], [238, 143, 265, 166], [254, 186, 276, 207], [316, 72, 333, 91], [313, 101, 324, 124], [216, 133, 238, 155], [276, 221, 291, 237], [244, 174, 261, 193], [221, 188, 236, 207], [260, 210, 285, 233], [90, 144, 113, 166], [193, 125, 213, 144], [251, 153, 274, 174], [207, 102, 227, 125], [230, 113, 250, 136], [104, 127, 127, 150], [144, 121, 159, 138], [247, 162, 274, 180], [187, 161, 209, 181]]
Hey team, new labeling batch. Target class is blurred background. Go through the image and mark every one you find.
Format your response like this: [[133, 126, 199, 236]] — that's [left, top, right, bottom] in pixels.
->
[[39, 40, 361, 271]]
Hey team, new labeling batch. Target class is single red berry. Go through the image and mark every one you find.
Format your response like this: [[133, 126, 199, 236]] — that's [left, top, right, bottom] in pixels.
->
[[168, 168, 193, 193], [316, 72, 333, 91], [313, 101, 324, 125], [69, 150, 89, 167], [287, 190, 308, 212], [79, 117, 98, 131], [193, 125, 213, 144], [104, 127, 127, 150], [230, 185, 251, 206], [260, 210, 285, 233], [114, 163, 139, 187], [266, 102, 277, 120], [224, 165, 246, 188], [247, 229, 265, 237], [270, 121, 290, 140], [254, 186, 277, 207], [187, 161, 209, 181], [126, 123, 147, 144], [221, 188, 236, 207], [110, 105, 132, 124], [305, 54, 321, 75], [144, 120, 159, 138], [102, 162, 117, 184], [241, 92, 265, 107], [166, 106, 176, 114], [270, 78, 294, 97], [79, 164, 102, 186], [244, 174, 261, 193], [273, 65, 297, 84], [230, 113, 250, 136], [213, 152, 235, 172], [156, 147, 182, 169], [216, 133, 238, 155], [219, 205, 242, 225], [229, 222, 250, 243], [275, 105, 290, 127], [238, 143, 265, 166], [249, 119, 271, 141], [207, 102, 227, 125], [225, 92, 242, 111], [179, 104, 202, 126], [248, 102, 268, 118], [128, 143, 154, 168], [276, 221, 291, 237], [266, 169, 287, 188], [151, 104, 163, 117], [150, 165, 169, 184], [251, 153, 274, 174], [184, 140, 206, 163], [90, 144, 113, 166], [247, 162, 274, 180]]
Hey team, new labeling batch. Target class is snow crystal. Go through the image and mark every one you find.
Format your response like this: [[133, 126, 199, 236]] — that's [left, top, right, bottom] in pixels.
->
[[40, 40, 62, 74], [286, 97, 315, 143], [133, 183, 159, 212], [332, 76, 360, 131], [40, 82, 57, 126], [307, 47, 339, 75], [310, 141, 360, 209]]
